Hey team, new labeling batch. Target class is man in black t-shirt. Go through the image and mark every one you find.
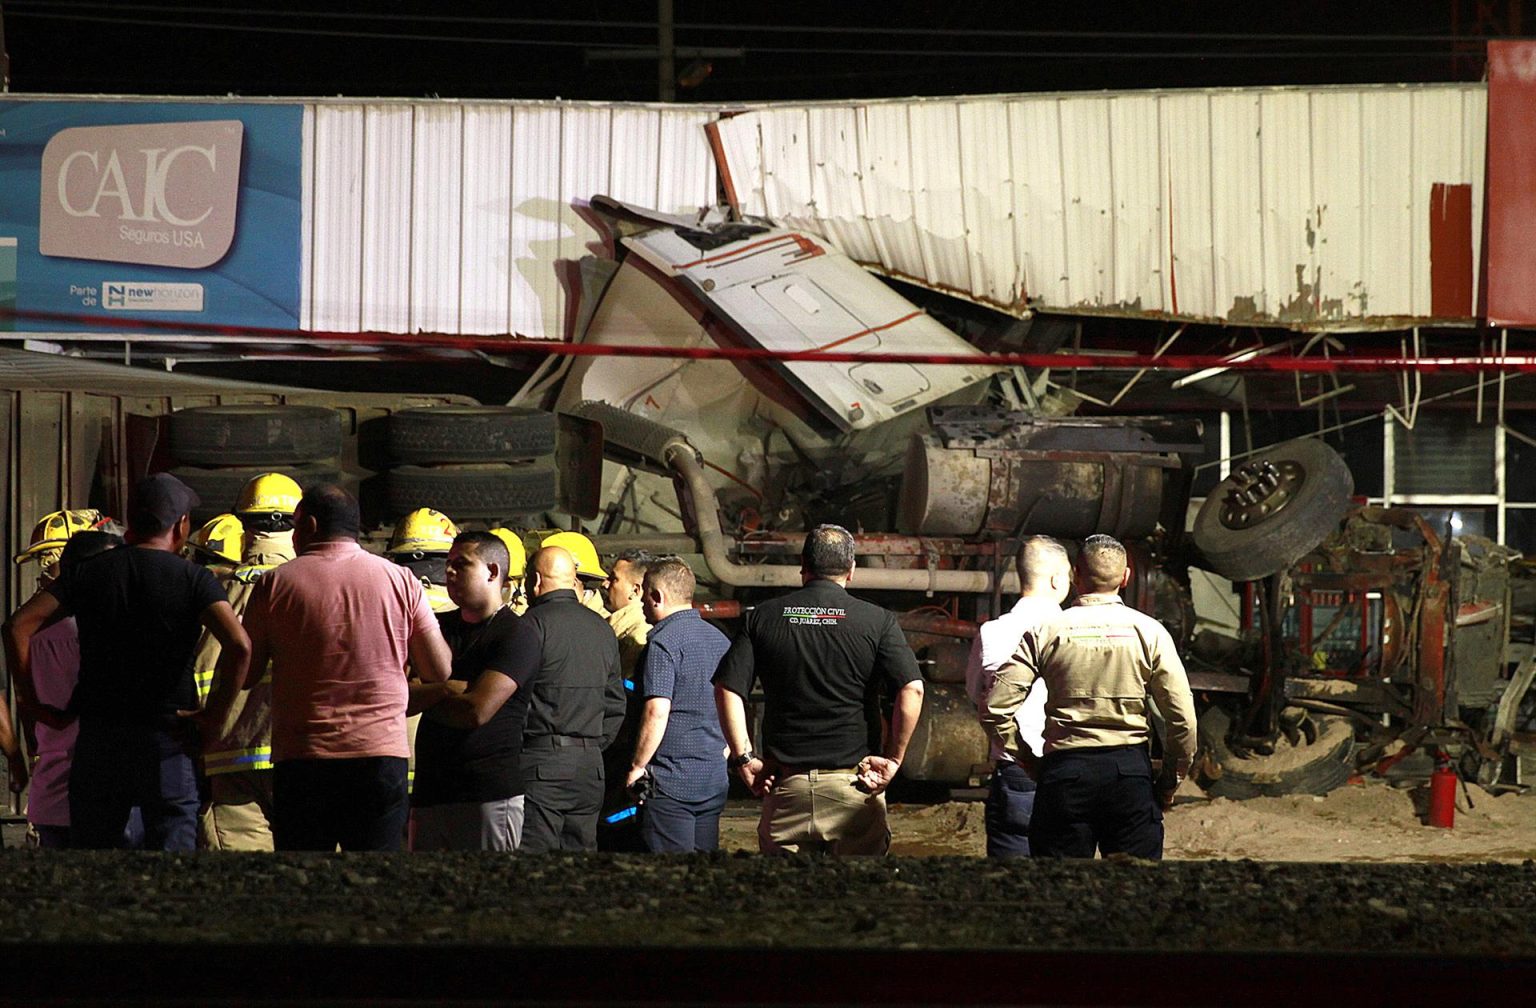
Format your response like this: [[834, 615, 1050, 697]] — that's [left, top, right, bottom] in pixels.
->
[[1, 474, 250, 850], [713, 524, 925, 856], [409, 531, 532, 851]]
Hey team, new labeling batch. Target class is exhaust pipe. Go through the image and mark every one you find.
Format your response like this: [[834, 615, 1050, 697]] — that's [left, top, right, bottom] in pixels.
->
[[568, 401, 1018, 594]]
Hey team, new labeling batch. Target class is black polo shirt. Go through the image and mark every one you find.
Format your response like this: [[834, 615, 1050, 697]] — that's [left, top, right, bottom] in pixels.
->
[[713, 578, 921, 769], [508, 589, 625, 748]]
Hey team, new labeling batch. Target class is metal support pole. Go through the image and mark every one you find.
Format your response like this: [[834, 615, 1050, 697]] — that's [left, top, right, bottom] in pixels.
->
[[657, 0, 675, 102]]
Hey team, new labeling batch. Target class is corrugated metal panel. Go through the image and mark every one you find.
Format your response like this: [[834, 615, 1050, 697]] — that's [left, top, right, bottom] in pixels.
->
[[713, 84, 1488, 329], [411, 105, 463, 335], [657, 108, 716, 216], [509, 106, 564, 342], [1009, 99, 1067, 310], [305, 104, 365, 333], [303, 100, 719, 341], [461, 105, 513, 335], [362, 105, 413, 333]]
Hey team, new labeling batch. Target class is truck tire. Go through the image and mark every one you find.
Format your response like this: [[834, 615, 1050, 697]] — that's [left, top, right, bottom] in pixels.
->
[[388, 407, 556, 465], [169, 464, 344, 522], [1196, 703, 1356, 799], [384, 463, 557, 519], [1192, 437, 1352, 582], [170, 405, 343, 466]]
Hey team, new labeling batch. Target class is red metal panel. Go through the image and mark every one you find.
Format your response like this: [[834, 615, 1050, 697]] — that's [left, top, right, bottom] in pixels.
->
[[1430, 183, 1474, 317], [1487, 41, 1536, 326]]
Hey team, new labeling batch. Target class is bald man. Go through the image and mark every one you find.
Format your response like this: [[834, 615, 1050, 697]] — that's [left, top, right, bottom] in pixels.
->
[[503, 545, 625, 852]]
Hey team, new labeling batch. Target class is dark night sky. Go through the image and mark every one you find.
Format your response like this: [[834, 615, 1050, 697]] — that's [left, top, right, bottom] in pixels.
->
[[0, 1, 1505, 103]]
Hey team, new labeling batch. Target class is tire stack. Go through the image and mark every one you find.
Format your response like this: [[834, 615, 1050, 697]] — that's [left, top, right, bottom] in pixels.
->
[[166, 405, 346, 524], [383, 406, 558, 519]]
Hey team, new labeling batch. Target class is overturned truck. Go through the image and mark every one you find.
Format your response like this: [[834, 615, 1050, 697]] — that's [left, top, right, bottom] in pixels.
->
[[526, 197, 1531, 798]]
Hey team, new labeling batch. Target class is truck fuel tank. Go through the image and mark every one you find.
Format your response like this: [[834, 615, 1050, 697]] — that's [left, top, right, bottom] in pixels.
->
[[898, 409, 1204, 540]]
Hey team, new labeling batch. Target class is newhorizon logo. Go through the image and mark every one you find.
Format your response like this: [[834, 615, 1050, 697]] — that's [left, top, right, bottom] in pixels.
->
[[39, 120, 244, 269]]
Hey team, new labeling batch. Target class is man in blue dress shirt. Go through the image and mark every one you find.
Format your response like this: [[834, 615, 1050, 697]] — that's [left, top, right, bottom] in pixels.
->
[[624, 557, 731, 852]]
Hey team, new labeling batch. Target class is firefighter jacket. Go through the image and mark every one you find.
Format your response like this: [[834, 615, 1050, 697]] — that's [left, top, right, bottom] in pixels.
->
[[193, 529, 295, 776]]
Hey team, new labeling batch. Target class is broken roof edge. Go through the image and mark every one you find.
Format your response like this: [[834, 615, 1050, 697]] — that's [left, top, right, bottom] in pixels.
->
[[9, 79, 1484, 117], [708, 79, 1485, 114]]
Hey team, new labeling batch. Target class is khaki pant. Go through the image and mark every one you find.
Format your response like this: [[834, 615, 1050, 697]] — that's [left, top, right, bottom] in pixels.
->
[[200, 771, 275, 851], [758, 767, 890, 856]]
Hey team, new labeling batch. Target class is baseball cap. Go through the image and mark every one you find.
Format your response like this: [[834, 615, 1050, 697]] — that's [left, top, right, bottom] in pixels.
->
[[127, 473, 201, 535]]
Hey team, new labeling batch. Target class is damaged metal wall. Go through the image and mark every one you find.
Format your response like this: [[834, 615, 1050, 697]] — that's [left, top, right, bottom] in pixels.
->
[[712, 84, 1486, 329], [302, 100, 719, 340]]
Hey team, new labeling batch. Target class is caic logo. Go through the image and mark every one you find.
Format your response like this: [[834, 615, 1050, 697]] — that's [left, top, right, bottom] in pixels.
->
[[39, 120, 244, 270]]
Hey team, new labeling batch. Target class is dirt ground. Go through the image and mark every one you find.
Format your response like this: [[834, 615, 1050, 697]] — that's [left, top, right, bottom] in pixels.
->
[[719, 777, 1536, 861]]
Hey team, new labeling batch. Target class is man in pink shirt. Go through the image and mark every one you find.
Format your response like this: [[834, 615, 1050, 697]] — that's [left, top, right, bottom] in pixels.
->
[[233, 484, 451, 851]]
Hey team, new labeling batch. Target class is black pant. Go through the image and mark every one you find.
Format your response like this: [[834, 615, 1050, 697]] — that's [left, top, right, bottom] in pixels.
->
[[519, 747, 603, 853], [273, 756, 409, 852], [70, 718, 199, 851], [1029, 745, 1163, 859], [984, 759, 1037, 858]]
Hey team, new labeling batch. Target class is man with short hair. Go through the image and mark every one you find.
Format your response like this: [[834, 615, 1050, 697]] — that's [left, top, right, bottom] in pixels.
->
[[966, 536, 1073, 858], [3, 474, 250, 850], [409, 531, 531, 851], [506, 545, 625, 853], [714, 524, 925, 856], [240, 484, 452, 852], [625, 557, 730, 852], [984, 534, 1198, 860], [598, 547, 654, 850]]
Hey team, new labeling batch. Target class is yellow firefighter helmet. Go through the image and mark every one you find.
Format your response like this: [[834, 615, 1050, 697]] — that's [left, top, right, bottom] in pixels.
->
[[489, 528, 528, 579], [13, 509, 107, 565], [389, 508, 459, 556], [236, 471, 302, 517], [187, 513, 245, 564], [540, 530, 607, 578]]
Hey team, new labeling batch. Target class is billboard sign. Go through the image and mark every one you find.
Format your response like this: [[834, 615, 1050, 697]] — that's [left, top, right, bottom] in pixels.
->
[[0, 101, 302, 332]]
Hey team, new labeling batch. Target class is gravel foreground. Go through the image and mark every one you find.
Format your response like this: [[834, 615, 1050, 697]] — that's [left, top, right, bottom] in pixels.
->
[[2, 849, 1533, 951], [3, 852, 1535, 1005]]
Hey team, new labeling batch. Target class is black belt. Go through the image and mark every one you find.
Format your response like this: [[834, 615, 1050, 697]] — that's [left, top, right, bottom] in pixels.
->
[[526, 735, 600, 750]]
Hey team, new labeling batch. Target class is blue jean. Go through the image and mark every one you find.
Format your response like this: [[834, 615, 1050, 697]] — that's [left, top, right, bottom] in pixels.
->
[[1029, 744, 1163, 859], [984, 759, 1037, 858], [69, 719, 199, 851], [639, 784, 728, 853], [273, 757, 409, 852]]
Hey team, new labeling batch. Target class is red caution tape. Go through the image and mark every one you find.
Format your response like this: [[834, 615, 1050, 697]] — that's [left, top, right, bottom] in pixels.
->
[[2, 307, 1532, 374]]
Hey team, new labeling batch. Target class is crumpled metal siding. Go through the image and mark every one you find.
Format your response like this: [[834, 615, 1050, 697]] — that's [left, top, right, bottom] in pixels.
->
[[303, 101, 718, 340], [713, 84, 1487, 329]]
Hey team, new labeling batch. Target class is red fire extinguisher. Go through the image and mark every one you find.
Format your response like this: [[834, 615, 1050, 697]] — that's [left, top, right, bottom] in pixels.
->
[[1428, 752, 1457, 829]]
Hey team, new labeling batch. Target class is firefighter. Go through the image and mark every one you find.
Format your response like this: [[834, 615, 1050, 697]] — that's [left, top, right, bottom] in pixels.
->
[[186, 513, 245, 572], [12, 509, 111, 572], [540, 531, 609, 617], [192, 472, 301, 851], [488, 528, 529, 615], [387, 507, 460, 798], [389, 508, 460, 614]]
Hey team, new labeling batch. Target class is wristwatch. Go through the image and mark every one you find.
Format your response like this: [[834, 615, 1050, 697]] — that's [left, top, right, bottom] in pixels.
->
[[727, 750, 756, 769]]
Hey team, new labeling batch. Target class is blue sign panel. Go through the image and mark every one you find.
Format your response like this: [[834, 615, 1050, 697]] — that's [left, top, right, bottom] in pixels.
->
[[0, 101, 302, 332]]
